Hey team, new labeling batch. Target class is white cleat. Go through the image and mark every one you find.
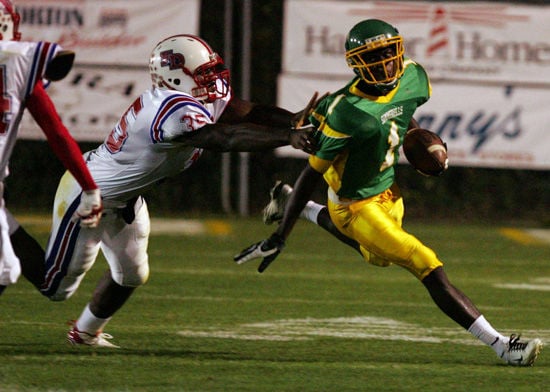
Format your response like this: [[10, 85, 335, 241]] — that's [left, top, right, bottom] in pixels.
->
[[501, 334, 543, 366], [67, 325, 120, 348], [262, 181, 292, 225]]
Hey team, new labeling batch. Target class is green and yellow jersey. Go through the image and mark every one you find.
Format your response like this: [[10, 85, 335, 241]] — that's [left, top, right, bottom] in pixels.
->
[[309, 58, 431, 200]]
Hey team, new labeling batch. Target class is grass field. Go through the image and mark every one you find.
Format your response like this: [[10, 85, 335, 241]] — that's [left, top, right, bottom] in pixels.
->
[[1, 215, 549, 391]]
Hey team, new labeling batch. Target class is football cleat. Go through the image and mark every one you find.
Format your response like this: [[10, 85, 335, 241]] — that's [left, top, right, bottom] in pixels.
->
[[67, 324, 120, 348], [262, 181, 292, 225], [501, 334, 543, 366]]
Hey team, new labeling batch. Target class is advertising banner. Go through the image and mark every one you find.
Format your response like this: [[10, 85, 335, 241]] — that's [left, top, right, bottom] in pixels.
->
[[17, 0, 200, 141], [277, 75, 550, 170], [283, 0, 550, 85], [16, 0, 200, 65], [279, 1, 550, 169]]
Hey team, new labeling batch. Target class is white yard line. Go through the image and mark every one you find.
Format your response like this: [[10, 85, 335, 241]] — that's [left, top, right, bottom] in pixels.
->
[[177, 315, 550, 344], [15, 214, 231, 235]]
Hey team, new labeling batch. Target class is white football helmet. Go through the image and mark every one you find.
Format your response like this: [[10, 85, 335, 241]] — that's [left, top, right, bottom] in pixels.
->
[[149, 34, 230, 103], [0, 0, 21, 41]]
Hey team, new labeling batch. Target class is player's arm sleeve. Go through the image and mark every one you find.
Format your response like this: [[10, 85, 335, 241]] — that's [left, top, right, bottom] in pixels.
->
[[177, 122, 293, 152], [25, 81, 97, 191], [164, 102, 293, 152]]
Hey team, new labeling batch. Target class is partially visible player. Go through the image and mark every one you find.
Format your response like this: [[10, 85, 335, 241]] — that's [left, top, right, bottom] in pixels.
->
[[0, 0, 102, 294], [234, 19, 543, 366], [14, 34, 317, 347]]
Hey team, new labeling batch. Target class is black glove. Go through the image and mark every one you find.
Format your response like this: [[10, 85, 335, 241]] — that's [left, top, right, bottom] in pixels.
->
[[234, 233, 285, 273]]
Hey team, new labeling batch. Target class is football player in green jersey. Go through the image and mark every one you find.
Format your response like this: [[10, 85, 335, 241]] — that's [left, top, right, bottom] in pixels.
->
[[235, 19, 542, 366]]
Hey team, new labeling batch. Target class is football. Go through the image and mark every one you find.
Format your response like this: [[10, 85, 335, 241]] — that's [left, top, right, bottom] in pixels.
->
[[402, 128, 448, 176]]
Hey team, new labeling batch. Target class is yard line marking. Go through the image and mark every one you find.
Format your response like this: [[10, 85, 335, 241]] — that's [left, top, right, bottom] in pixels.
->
[[525, 228, 550, 244], [177, 316, 550, 345], [499, 227, 550, 245], [150, 218, 231, 235], [492, 277, 550, 292], [494, 283, 550, 292], [14, 214, 232, 236]]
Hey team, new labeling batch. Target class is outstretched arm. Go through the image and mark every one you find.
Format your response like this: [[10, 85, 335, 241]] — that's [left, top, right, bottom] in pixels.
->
[[175, 122, 316, 153]]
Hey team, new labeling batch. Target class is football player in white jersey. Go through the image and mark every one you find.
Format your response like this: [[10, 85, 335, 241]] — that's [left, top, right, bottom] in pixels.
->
[[0, 0, 102, 294], [15, 34, 318, 347]]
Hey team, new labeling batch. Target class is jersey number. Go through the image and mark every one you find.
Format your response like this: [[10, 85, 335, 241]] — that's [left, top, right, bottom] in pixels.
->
[[106, 96, 144, 153], [379, 122, 400, 172]]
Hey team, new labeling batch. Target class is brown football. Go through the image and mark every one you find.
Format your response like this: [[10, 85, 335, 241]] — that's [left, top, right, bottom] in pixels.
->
[[402, 128, 448, 176]]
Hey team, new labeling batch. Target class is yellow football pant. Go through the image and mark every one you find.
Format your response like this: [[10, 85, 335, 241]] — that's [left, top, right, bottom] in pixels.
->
[[327, 184, 443, 280]]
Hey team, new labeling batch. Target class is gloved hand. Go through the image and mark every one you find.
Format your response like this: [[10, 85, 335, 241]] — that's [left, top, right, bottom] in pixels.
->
[[74, 188, 103, 228], [234, 233, 285, 273]]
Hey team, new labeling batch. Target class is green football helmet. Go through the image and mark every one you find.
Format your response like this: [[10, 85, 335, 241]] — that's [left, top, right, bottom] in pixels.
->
[[345, 19, 404, 92]]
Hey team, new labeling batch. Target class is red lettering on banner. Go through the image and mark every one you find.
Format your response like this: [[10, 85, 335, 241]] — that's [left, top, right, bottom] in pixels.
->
[[478, 150, 533, 162], [57, 32, 146, 48]]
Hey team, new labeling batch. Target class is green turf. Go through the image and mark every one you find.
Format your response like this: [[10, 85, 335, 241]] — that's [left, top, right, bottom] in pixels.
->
[[1, 217, 548, 391]]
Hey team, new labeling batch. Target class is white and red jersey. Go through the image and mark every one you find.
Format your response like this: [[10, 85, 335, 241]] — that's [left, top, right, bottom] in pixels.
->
[[0, 41, 61, 181], [86, 87, 231, 208]]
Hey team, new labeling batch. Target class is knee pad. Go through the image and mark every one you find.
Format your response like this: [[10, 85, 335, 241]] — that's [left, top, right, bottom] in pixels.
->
[[360, 246, 392, 267], [112, 260, 150, 287], [408, 245, 444, 280]]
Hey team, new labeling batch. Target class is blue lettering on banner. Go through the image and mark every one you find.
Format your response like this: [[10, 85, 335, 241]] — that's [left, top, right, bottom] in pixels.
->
[[418, 107, 522, 153], [417, 87, 523, 153]]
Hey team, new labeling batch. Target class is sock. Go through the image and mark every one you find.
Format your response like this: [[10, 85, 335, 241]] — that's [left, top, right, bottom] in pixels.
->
[[300, 201, 324, 223], [467, 315, 509, 357], [75, 304, 111, 335]]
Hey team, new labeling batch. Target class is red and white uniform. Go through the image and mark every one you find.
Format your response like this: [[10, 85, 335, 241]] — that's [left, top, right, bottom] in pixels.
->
[[0, 41, 60, 180], [42, 87, 231, 300], [0, 41, 60, 286]]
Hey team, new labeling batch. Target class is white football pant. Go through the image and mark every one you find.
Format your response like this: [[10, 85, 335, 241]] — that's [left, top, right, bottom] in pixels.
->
[[42, 172, 150, 301]]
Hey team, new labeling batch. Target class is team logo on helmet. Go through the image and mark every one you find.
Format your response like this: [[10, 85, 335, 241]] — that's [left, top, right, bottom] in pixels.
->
[[149, 34, 230, 103], [160, 50, 186, 72]]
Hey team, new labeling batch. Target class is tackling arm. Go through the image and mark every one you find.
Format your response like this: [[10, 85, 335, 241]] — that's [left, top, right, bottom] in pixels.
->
[[176, 122, 316, 154]]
